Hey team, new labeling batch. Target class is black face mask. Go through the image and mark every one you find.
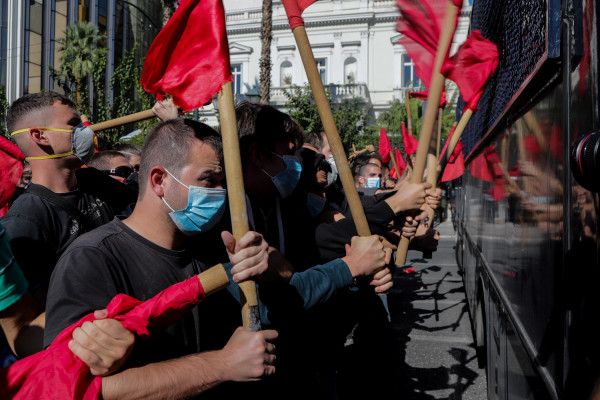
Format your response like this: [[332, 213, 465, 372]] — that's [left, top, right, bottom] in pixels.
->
[[101, 166, 134, 179]]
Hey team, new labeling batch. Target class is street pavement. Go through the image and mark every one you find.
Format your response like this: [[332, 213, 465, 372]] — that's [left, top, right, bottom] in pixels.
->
[[386, 215, 488, 400]]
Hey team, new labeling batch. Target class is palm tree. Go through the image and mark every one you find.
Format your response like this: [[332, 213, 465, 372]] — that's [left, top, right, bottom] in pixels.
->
[[259, 0, 272, 104], [57, 22, 106, 106]]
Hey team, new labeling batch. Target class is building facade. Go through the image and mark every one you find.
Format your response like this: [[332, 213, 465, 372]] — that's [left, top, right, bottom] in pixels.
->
[[221, 0, 472, 121], [0, 0, 162, 104]]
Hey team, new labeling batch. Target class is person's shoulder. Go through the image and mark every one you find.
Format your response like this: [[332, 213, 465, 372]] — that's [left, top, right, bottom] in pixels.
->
[[64, 218, 124, 250], [0, 192, 54, 238]]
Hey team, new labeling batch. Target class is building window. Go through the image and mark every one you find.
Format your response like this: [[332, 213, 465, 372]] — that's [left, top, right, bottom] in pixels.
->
[[344, 57, 357, 84], [232, 64, 242, 95], [402, 54, 420, 88], [280, 61, 293, 86], [0, 0, 7, 86], [25, 0, 44, 94], [316, 58, 327, 84]]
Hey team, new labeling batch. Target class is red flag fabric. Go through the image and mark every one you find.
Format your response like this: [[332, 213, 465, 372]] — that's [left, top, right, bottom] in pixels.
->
[[0, 136, 25, 211], [379, 128, 392, 164], [409, 90, 448, 109], [281, 0, 318, 30], [441, 30, 499, 111], [0, 276, 206, 399], [140, 0, 232, 112], [401, 122, 418, 155], [396, 0, 460, 89], [438, 125, 465, 182], [390, 148, 407, 179]]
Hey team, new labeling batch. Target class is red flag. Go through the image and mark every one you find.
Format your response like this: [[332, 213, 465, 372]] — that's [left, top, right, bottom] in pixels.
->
[[281, 0, 318, 30], [140, 0, 232, 112], [401, 122, 418, 155], [0, 276, 206, 399], [439, 125, 465, 182], [0, 136, 25, 211], [390, 148, 407, 179], [396, 0, 460, 89], [409, 90, 448, 109], [441, 30, 499, 111], [379, 128, 392, 164]]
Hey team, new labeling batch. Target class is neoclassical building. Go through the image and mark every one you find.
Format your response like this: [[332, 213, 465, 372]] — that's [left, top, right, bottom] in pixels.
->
[[220, 0, 472, 122]]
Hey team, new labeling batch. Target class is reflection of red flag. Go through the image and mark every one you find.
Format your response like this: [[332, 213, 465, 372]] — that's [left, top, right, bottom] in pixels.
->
[[379, 128, 392, 164], [281, 0, 318, 30], [140, 0, 232, 111], [396, 0, 461, 88], [439, 126, 465, 182], [0, 277, 206, 399], [441, 30, 499, 111], [390, 148, 407, 179], [0, 137, 25, 212], [402, 122, 418, 155], [469, 151, 494, 182]]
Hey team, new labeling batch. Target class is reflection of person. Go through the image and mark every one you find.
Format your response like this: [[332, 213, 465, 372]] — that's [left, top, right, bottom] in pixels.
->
[[44, 119, 277, 399]]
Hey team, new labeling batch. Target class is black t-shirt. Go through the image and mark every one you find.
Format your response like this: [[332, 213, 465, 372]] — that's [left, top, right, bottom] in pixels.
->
[[0, 168, 137, 305], [43, 218, 209, 364]]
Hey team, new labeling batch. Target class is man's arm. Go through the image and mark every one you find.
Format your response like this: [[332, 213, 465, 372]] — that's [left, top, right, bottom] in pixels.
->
[[101, 327, 277, 400]]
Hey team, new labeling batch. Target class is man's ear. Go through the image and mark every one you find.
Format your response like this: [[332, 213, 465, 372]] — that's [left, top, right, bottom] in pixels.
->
[[149, 167, 167, 197], [28, 128, 50, 147], [357, 176, 365, 185]]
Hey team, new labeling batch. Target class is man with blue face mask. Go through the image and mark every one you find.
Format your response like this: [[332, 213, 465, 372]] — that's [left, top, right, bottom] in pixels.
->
[[356, 162, 383, 191], [44, 118, 278, 399], [235, 102, 393, 398]]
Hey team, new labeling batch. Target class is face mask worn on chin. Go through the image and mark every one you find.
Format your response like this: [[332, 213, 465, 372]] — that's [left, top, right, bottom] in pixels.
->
[[11, 123, 97, 165], [326, 154, 338, 186], [262, 152, 302, 199], [161, 168, 227, 236], [306, 192, 327, 217], [365, 177, 381, 189]]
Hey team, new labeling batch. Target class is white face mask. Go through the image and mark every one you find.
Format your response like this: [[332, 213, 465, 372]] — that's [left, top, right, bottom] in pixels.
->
[[326, 154, 338, 186]]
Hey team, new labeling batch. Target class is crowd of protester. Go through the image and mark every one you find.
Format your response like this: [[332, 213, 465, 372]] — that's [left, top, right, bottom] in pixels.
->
[[0, 91, 441, 399]]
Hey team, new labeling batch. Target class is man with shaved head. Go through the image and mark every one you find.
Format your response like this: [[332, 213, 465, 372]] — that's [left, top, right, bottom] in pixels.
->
[[1, 92, 136, 305]]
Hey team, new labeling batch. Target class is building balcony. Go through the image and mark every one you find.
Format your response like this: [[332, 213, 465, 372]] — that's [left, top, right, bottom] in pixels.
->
[[270, 83, 371, 107]]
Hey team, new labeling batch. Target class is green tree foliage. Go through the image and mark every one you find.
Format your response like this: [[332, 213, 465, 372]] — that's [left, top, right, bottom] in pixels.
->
[[371, 87, 458, 153], [52, 23, 159, 147], [283, 84, 370, 152], [56, 22, 106, 106]]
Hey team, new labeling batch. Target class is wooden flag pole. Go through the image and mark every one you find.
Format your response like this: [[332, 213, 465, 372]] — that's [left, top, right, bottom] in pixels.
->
[[390, 147, 402, 180], [395, 0, 460, 267], [292, 25, 371, 236], [88, 109, 156, 132], [196, 264, 230, 297], [437, 108, 472, 182], [218, 81, 261, 332], [405, 91, 413, 136]]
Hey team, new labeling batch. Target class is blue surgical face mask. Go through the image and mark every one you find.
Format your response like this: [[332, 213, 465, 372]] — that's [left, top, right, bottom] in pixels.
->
[[365, 177, 381, 189], [306, 192, 327, 217], [161, 169, 227, 236], [261, 152, 302, 199]]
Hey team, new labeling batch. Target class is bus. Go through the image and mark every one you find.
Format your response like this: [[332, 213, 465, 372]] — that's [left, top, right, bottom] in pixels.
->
[[454, 0, 600, 399]]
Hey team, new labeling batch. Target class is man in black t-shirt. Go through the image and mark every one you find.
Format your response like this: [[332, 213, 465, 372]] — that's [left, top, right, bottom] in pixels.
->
[[45, 119, 278, 399], [1, 92, 137, 306]]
